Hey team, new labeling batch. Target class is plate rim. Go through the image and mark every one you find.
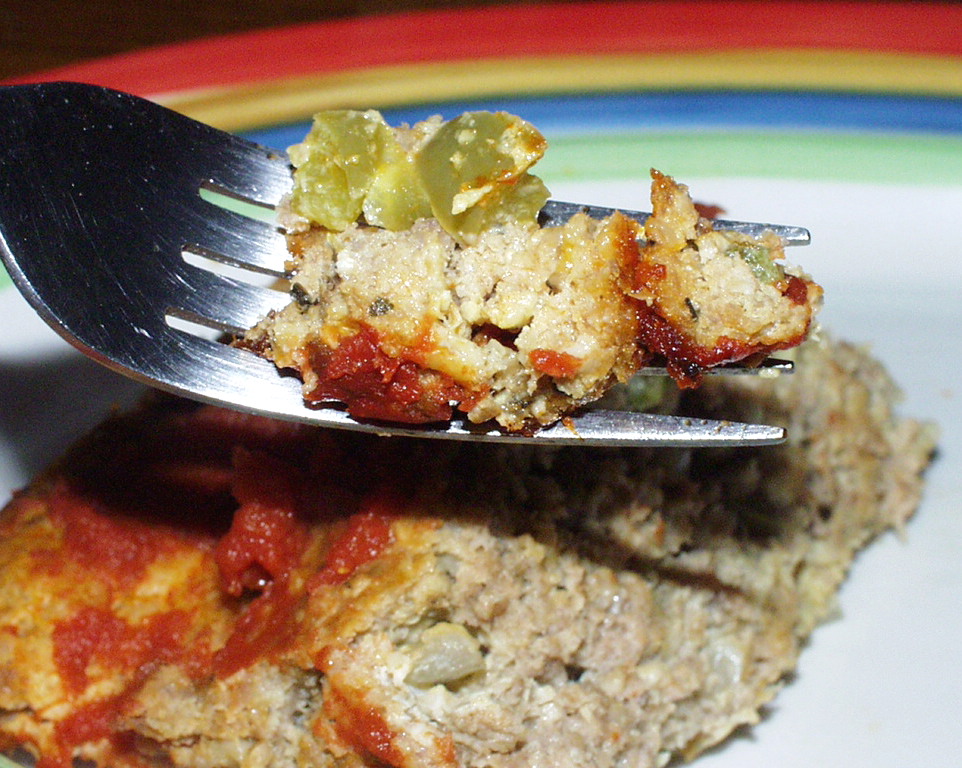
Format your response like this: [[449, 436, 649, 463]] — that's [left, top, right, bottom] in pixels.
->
[[5, 1, 962, 106]]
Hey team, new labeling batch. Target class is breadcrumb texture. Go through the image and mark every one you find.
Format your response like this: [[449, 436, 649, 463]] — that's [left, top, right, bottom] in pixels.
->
[[0, 335, 934, 768], [245, 154, 821, 431]]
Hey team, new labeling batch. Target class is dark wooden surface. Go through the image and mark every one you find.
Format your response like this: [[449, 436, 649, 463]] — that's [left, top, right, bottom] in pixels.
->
[[0, 0, 535, 82]]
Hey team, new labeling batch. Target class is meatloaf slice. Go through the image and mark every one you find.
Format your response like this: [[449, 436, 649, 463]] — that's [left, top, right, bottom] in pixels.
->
[[0, 334, 934, 768]]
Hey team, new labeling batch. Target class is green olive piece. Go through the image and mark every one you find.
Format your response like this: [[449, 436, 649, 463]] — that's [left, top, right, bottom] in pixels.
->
[[289, 110, 428, 231], [415, 111, 549, 245], [726, 242, 784, 284], [288, 110, 550, 244]]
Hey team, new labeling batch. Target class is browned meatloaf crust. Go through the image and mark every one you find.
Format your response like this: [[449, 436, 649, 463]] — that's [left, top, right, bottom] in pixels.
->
[[0, 334, 935, 768]]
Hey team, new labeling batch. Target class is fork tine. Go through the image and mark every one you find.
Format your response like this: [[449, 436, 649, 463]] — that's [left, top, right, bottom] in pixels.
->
[[200, 139, 292, 208], [636, 357, 794, 376], [137, 90, 294, 207], [540, 200, 811, 245], [166, 265, 289, 334], [186, 200, 290, 276]]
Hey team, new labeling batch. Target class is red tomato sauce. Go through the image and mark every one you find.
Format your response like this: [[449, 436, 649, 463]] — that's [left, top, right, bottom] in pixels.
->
[[311, 509, 394, 588], [632, 261, 667, 292], [28, 403, 416, 763], [40, 695, 126, 768], [693, 202, 726, 219], [212, 580, 303, 679], [46, 606, 197, 768], [529, 348, 583, 379], [210, 445, 318, 678], [304, 325, 466, 423], [783, 274, 810, 305], [214, 447, 311, 596], [40, 481, 191, 589], [52, 606, 195, 694], [635, 305, 776, 387], [323, 685, 407, 767]]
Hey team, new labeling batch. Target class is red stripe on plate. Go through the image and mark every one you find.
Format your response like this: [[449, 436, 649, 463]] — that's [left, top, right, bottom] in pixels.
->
[[6, 1, 962, 96]]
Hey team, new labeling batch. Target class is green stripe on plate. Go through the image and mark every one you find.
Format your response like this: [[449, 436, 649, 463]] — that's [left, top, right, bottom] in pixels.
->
[[539, 131, 962, 186]]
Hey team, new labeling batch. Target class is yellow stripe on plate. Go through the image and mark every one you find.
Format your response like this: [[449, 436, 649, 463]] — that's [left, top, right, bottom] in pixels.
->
[[158, 50, 962, 131]]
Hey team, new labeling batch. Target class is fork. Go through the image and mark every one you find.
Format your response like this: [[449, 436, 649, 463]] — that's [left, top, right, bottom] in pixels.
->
[[0, 82, 808, 447]]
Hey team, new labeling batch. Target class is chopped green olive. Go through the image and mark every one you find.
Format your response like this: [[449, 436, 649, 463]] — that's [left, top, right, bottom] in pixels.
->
[[287, 109, 549, 245], [363, 153, 433, 230], [288, 110, 404, 231], [726, 243, 783, 284], [414, 112, 549, 244]]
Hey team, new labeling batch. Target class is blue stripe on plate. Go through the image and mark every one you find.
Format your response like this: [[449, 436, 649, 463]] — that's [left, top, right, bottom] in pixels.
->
[[243, 90, 962, 150]]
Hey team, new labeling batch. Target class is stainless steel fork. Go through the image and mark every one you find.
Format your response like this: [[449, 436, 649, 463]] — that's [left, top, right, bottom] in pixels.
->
[[0, 82, 807, 447]]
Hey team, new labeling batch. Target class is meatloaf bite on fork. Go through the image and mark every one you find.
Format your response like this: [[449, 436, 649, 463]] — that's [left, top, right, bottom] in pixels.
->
[[241, 110, 821, 431]]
